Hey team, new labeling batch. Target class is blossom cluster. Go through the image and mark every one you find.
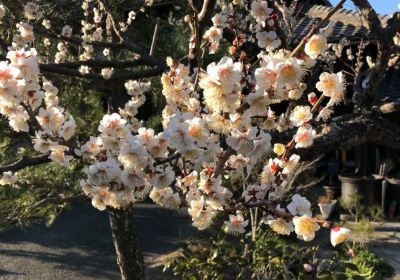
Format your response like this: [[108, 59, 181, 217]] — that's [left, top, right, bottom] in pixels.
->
[[0, 1, 357, 245], [0, 5, 76, 178]]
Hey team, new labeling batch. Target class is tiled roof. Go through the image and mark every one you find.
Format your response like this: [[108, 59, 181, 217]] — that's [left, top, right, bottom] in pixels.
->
[[292, 16, 369, 44], [292, 5, 393, 44], [305, 5, 391, 28], [293, 5, 399, 102]]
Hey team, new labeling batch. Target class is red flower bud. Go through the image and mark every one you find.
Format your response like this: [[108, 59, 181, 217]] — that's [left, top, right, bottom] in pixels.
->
[[269, 14, 278, 20]]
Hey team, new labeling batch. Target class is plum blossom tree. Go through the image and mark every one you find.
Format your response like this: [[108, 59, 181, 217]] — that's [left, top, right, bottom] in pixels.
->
[[0, 0, 399, 279]]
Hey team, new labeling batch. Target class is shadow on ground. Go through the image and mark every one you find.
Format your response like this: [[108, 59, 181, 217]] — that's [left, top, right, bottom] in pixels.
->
[[0, 203, 198, 280]]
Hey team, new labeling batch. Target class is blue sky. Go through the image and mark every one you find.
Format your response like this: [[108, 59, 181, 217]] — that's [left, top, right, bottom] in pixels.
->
[[330, 0, 399, 15]]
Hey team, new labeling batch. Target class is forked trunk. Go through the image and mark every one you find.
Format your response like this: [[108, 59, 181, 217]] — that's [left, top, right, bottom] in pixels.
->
[[108, 205, 145, 280]]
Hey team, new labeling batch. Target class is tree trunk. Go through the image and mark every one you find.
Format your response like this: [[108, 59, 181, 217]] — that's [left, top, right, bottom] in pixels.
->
[[108, 205, 145, 280]]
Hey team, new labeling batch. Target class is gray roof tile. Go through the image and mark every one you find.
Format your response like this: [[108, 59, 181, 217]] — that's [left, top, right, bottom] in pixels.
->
[[293, 5, 399, 101]]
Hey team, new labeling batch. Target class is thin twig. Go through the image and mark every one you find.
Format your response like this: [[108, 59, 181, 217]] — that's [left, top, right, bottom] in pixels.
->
[[150, 18, 161, 56]]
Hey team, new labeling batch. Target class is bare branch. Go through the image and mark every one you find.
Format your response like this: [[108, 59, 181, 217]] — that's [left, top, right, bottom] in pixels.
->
[[198, 0, 217, 25], [39, 64, 164, 81], [213, 148, 235, 178], [154, 152, 181, 167], [187, 0, 217, 70], [42, 59, 156, 69], [350, 0, 398, 106], [150, 18, 161, 56], [97, 0, 124, 42], [35, 28, 166, 69], [0, 155, 51, 173]]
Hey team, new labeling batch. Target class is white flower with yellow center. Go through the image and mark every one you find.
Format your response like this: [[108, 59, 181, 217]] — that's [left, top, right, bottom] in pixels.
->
[[186, 117, 209, 147], [255, 66, 278, 92], [90, 187, 116, 211], [273, 143, 285, 156], [305, 34, 328, 59], [60, 116, 76, 140], [164, 113, 195, 152], [316, 72, 345, 99], [261, 163, 276, 185], [188, 196, 205, 219], [0, 171, 17, 186], [256, 31, 281, 51], [281, 154, 300, 175], [36, 107, 65, 134], [8, 110, 29, 132], [146, 132, 168, 158], [276, 58, 304, 85], [199, 57, 242, 113], [289, 105, 312, 127], [267, 218, 294, 235], [203, 56, 242, 93], [294, 125, 316, 148], [33, 133, 54, 154], [87, 158, 121, 186], [98, 113, 127, 138], [330, 226, 351, 247], [227, 154, 249, 177], [204, 26, 222, 43], [229, 113, 250, 131], [78, 136, 103, 158], [226, 127, 257, 155], [246, 90, 271, 116], [248, 130, 272, 161], [149, 166, 175, 188], [224, 211, 249, 235], [49, 145, 73, 167], [251, 1, 273, 22], [149, 187, 180, 209], [17, 22, 34, 42], [205, 113, 232, 134], [101, 68, 113, 80], [118, 140, 150, 172], [121, 169, 145, 189], [293, 215, 320, 241], [211, 13, 227, 27], [24, 2, 40, 20], [287, 194, 312, 216], [192, 207, 215, 230]]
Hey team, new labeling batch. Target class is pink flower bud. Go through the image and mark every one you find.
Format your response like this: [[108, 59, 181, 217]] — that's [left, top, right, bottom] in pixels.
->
[[303, 263, 313, 272]]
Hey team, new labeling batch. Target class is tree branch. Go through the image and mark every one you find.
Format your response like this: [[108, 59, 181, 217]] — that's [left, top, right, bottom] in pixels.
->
[[39, 64, 164, 81], [35, 28, 166, 69], [187, 0, 217, 70], [0, 155, 51, 173], [154, 152, 181, 167], [350, 0, 397, 107], [42, 59, 156, 69]]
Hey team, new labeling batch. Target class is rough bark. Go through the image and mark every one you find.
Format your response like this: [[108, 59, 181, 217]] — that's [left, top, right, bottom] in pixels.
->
[[108, 205, 145, 280]]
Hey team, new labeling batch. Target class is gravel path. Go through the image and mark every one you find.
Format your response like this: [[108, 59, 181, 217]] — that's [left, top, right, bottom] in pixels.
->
[[0, 203, 198, 280]]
